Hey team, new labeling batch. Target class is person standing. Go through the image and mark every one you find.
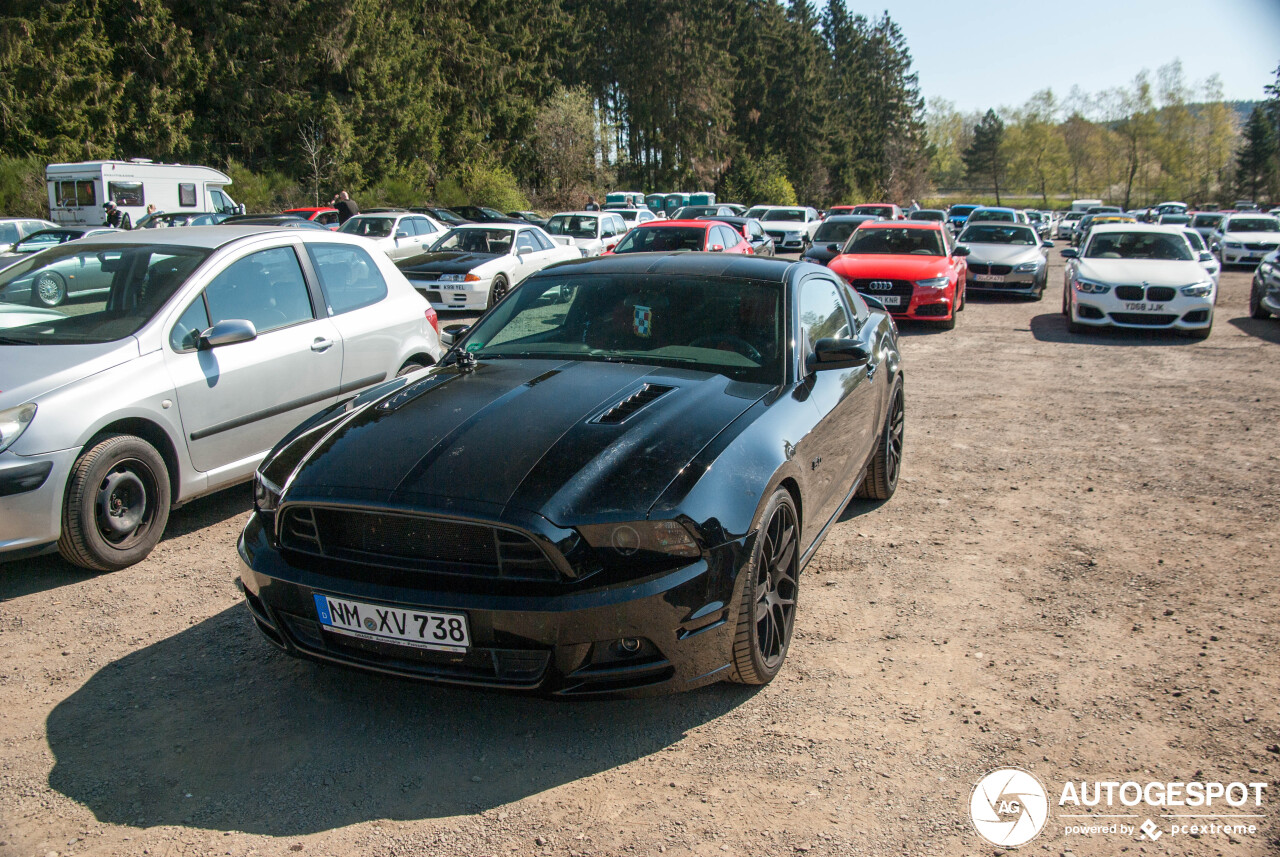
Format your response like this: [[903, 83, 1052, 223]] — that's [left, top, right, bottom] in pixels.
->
[[331, 191, 359, 224], [104, 201, 122, 228], [584, 195, 600, 211]]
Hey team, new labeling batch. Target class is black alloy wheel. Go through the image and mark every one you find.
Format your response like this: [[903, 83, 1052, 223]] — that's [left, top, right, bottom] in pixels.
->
[[857, 378, 903, 501], [731, 489, 800, 685], [488, 275, 509, 309]]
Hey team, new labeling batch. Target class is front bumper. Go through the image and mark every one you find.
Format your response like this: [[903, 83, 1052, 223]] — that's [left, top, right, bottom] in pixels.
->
[[966, 271, 1041, 295], [408, 279, 492, 311], [237, 513, 747, 696], [0, 447, 77, 557], [1071, 290, 1215, 331], [1221, 246, 1277, 266], [853, 286, 954, 321], [766, 234, 807, 252]]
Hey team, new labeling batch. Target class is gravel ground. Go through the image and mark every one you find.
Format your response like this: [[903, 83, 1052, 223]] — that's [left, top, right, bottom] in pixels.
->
[[1, 250, 1277, 856]]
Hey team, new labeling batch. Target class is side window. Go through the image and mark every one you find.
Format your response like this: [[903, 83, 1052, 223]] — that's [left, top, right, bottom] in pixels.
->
[[414, 216, 437, 235], [317, 212, 338, 226], [204, 246, 314, 334], [209, 189, 234, 214], [516, 230, 539, 253], [108, 182, 144, 207], [178, 183, 197, 207], [306, 243, 389, 315], [798, 278, 852, 353], [842, 283, 870, 324], [170, 297, 211, 352], [532, 229, 555, 251], [712, 226, 731, 248]]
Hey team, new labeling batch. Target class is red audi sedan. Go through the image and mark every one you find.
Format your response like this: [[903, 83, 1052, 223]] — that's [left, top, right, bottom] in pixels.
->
[[828, 221, 969, 329], [610, 219, 753, 254]]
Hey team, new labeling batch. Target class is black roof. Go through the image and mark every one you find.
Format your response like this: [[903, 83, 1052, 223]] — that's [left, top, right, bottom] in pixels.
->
[[538, 250, 803, 281]]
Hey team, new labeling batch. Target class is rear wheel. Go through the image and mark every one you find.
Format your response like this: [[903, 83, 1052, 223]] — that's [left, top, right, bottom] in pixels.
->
[[396, 361, 426, 378], [34, 271, 67, 307], [857, 378, 903, 501], [730, 489, 800, 686], [58, 435, 171, 571]]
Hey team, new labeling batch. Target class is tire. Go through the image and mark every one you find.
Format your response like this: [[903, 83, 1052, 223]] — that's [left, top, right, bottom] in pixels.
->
[[34, 271, 67, 307], [1251, 277, 1272, 319], [1061, 284, 1070, 316], [956, 283, 966, 311], [487, 275, 509, 309], [1185, 324, 1212, 341], [396, 361, 426, 378], [936, 310, 956, 330], [857, 378, 904, 501], [730, 488, 800, 686], [58, 435, 171, 571]]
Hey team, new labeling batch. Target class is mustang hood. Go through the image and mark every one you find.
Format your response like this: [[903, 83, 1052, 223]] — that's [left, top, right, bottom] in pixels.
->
[[399, 251, 500, 274], [1075, 259, 1209, 287], [279, 360, 768, 524]]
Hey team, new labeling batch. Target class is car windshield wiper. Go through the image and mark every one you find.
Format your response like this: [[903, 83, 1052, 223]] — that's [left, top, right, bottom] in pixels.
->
[[0, 335, 36, 345]]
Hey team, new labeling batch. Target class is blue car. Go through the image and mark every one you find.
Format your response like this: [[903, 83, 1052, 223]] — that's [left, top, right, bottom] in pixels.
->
[[947, 204, 979, 234]]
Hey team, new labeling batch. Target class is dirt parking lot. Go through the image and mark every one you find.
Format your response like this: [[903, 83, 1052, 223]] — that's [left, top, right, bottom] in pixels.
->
[[1, 250, 1277, 857]]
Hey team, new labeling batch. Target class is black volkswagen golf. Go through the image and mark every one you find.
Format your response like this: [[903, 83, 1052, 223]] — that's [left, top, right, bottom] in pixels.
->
[[238, 253, 904, 695]]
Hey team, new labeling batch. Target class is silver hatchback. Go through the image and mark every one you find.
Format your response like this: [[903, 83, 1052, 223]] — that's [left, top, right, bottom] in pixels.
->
[[0, 226, 444, 570]]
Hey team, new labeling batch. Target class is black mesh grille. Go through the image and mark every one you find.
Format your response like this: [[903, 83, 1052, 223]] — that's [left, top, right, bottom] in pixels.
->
[[1115, 286, 1145, 301], [279, 507, 561, 581], [1108, 312, 1177, 326], [969, 263, 1012, 275], [848, 278, 914, 299], [1146, 287, 1176, 302], [1247, 243, 1278, 252]]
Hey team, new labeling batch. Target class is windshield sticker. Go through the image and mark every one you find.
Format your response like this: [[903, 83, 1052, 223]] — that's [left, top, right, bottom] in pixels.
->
[[466, 341, 484, 352], [633, 305, 652, 338]]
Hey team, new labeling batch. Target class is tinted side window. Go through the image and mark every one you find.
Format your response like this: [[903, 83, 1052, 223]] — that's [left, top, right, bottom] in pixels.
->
[[169, 298, 211, 352], [411, 216, 436, 236], [799, 278, 852, 352], [306, 243, 389, 315], [532, 229, 555, 251], [204, 247, 314, 334]]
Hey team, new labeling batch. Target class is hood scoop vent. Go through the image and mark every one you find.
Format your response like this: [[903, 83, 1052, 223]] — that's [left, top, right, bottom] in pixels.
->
[[593, 383, 675, 425]]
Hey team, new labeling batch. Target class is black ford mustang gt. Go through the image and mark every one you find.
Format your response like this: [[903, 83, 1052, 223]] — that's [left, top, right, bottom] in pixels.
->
[[238, 253, 904, 695]]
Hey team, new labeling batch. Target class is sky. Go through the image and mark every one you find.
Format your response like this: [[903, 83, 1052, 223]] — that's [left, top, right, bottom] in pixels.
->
[[867, 0, 1280, 114]]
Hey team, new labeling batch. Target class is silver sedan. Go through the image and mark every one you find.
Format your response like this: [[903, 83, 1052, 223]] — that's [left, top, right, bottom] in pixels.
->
[[956, 222, 1054, 299]]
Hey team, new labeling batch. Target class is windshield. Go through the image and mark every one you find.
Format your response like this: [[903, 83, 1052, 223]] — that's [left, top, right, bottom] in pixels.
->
[[1225, 218, 1279, 233], [546, 215, 598, 239], [1159, 215, 1190, 225], [675, 207, 719, 218], [744, 207, 769, 218], [969, 209, 1015, 222], [845, 227, 944, 256], [340, 217, 394, 238], [459, 273, 783, 383], [853, 206, 893, 218], [13, 231, 72, 253], [0, 243, 210, 343], [813, 221, 862, 243], [1084, 231, 1194, 261], [761, 209, 807, 222], [948, 205, 978, 217], [912, 210, 945, 221], [958, 224, 1038, 245], [1062, 212, 1082, 222], [1192, 214, 1223, 227], [613, 226, 707, 253], [428, 227, 514, 254]]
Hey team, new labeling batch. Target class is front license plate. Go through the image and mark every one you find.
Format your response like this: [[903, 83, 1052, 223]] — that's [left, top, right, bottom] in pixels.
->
[[876, 295, 902, 306], [313, 593, 471, 651], [974, 274, 1004, 283], [1123, 302, 1166, 312]]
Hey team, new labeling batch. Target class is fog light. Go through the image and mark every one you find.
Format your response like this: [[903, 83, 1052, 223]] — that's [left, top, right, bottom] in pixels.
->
[[618, 638, 642, 654]]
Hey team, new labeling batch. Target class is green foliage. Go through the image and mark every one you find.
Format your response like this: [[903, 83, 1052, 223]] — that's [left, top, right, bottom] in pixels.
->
[[1236, 105, 1278, 202], [964, 110, 1007, 205], [435, 162, 529, 211], [0, 157, 47, 217], [223, 160, 303, 212], [722, 152, 797, 206]]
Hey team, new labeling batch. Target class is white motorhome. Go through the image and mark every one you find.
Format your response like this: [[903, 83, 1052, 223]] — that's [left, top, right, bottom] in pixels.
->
[[1070, 198, 1104, 213], [46, 159, 243, 227]]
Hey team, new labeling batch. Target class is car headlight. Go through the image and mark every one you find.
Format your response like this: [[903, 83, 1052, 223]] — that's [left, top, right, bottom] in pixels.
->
[[1224, 242, 1243, 249], [0, 403, 36, 454], [1013, 261, 1040, 273], [1073, 278, 1111, 294], [577, 519, 702, 559], [915, 276, 950, 289], [1180, 282, 1213, 297], [438, 273, 481, 283], [253, 471, 282, 513]]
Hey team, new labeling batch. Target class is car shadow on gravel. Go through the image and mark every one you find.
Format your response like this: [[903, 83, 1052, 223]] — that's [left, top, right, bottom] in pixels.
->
[[46, 607, 756, 835], [1029, 312, 1199, 346], [1228, 315, 1280, 344], [0, 485, 253, 601]]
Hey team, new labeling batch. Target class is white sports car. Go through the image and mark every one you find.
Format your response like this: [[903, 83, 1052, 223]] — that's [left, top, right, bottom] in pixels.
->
[[395, 224, 582, 310], [1061, 224, 1215, 339]]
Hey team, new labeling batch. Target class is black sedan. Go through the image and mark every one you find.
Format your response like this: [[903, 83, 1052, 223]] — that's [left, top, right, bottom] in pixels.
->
[[237, 253, 904, 695]]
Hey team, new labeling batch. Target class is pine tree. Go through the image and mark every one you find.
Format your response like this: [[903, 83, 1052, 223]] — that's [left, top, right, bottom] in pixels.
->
[[964, 109, 1007, 204]]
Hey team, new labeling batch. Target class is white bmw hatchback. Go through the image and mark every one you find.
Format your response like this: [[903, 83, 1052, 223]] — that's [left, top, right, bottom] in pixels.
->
[[1061, 224, 1215, 339]]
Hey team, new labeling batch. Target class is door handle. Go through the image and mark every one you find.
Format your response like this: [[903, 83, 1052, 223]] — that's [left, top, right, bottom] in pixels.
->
[[311, 337, 334, 352]]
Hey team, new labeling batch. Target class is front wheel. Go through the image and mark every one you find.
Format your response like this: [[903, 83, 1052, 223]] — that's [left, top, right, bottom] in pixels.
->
[[58, 435, 171, 571], [730, 489, 800, 685], [487, 275, 509, 309], [1251, 277, 1272, 319], [34, 271, 67, 307]]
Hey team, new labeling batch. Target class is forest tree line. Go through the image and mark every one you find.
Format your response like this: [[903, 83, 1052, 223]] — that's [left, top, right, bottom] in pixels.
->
[[0, 1, 1276, 216]]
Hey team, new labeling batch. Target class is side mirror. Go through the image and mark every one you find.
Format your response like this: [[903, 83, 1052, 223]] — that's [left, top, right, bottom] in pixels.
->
[[199, 318, 257, 349], [710, 244, 724, 252], [440, 323, 470, 346], [1060, 248, 1079, 259], [516, 245, 531, 255], [952, 245, 970, 257], [1199, 251, 1213, 263], [806, 337, 871, 372], [234, 203, 246, 215], [395, 230, 409, 240], [826, 243, 840, 252], [1042, 241, 1055, 249]]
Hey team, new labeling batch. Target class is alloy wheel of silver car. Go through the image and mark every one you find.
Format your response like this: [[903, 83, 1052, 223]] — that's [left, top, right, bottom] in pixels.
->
[[35, 272, 67, 307]]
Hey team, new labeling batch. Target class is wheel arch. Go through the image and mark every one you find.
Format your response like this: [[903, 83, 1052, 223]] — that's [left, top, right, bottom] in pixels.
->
[[82, 417, 182, 504]]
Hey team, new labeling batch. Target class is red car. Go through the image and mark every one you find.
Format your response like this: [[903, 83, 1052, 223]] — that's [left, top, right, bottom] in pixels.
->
[[828, 221, 969, 329], [283, 207, 340, 230], [610, 219, 753, 254]]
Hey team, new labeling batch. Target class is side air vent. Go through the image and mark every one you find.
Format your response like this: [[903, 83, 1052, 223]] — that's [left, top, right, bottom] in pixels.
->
[[593, 384, 675, 425]]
